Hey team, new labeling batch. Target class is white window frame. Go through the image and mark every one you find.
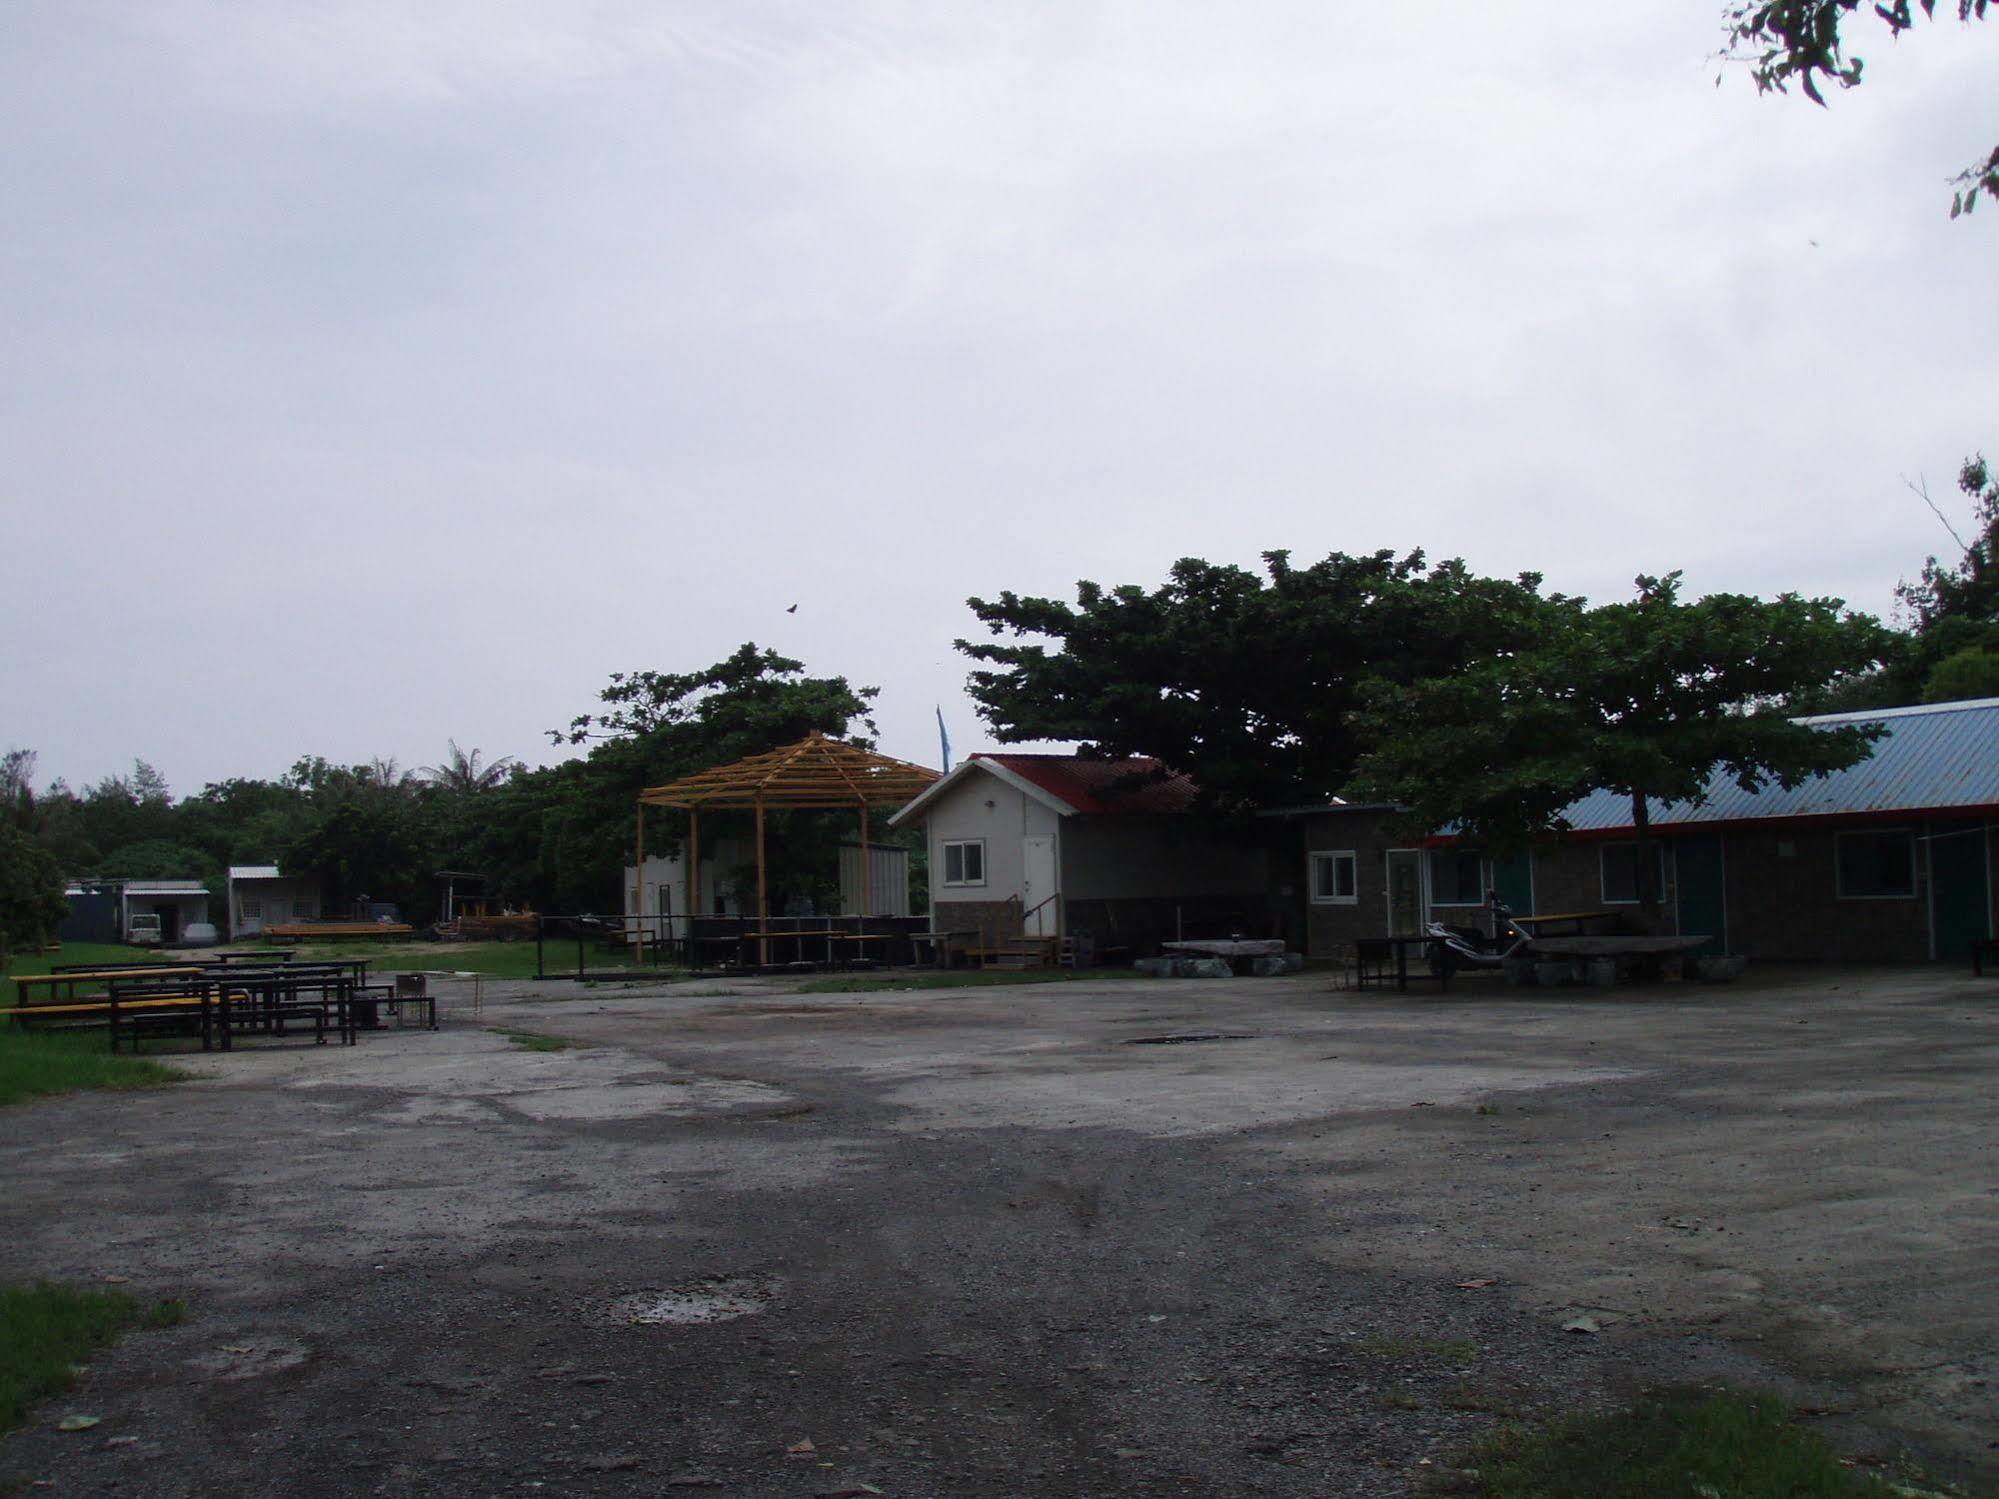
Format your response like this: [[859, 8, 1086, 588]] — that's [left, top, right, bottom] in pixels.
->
[[942, 838, 987, 888], [240, 899, 262, 920], [1308, 850, 1358, 905], [1427, 848, 1485, 907], [1834, 828, 1917, 900], [1599, 841, 1669, 905]]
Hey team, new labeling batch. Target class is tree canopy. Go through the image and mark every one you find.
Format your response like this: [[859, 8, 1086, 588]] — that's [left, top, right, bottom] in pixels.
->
[[6, 644, 885, 926], [1351, 573, 1891, 905], [1724, 0, 1995, 217], [959, 550, 1563, 813]]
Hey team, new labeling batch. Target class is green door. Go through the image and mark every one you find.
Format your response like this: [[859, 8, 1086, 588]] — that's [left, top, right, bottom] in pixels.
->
[[1386, 850, 1424, 937], [1675, 832, 1727, 956], [1491, 849, 1534, 921], [1929, 820, 1991, 962]]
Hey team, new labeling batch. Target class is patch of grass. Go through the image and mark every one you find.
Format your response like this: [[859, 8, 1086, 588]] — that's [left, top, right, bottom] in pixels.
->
[[492, 1028, 584, 1052], [1436, 1389, 1908, 1499], [0, 1282, 186, 1431], [1377, 1390, 1426, 1410], [1353, 1335, 1479, 1361], [0, 1030, 186, 1108], [796, 968, 1148, 995], [1474, 1103, 1500, 1116], [1440, 1384, 1523, 1418], [2, 942, 158, 980]]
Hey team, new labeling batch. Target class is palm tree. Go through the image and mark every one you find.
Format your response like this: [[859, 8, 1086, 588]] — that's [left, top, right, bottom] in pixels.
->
[[419, 740, 519, 794]]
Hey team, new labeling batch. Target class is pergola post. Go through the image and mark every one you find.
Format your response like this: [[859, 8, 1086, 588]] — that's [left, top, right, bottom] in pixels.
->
[[755, 795, 768, 968], [858, 804, 871, 918], [688, 810, 700, 965], [634, 802, 646, 966]]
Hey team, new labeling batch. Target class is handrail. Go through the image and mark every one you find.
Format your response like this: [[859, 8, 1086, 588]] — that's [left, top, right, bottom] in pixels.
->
[[1021, 892, 1060, 939]]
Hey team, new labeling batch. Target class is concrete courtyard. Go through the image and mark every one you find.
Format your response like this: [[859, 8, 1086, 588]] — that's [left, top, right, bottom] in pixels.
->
[[2, 965, 1994, 1496]]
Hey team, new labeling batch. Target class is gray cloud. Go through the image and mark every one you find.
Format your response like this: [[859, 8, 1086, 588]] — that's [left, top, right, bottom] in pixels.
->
[[3, 2, 1993, 794]]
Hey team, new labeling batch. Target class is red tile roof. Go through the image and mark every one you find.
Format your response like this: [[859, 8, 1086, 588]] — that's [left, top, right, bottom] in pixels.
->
[[972, 754, 1200, 815]]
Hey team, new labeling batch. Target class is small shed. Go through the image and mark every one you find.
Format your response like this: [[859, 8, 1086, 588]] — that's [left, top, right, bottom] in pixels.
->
[[227, 865, 323, 940]]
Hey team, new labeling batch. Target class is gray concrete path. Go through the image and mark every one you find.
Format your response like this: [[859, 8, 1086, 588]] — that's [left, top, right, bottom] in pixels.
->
[[1, 966, 1993, 1495]]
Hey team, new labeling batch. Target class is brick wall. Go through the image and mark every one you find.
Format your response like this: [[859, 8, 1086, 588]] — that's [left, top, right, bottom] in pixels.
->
[[1723, 824, 1929, 962], [1530, 840, 1676, 936], [1298, 809, 1406, 960]]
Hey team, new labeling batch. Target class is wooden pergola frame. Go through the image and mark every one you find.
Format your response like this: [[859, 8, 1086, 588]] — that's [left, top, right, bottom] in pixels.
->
[[634, 732, 940, 961]]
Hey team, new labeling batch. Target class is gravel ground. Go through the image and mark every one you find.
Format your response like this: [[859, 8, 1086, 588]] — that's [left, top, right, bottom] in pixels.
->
[[1, 965, 1993, 1496]]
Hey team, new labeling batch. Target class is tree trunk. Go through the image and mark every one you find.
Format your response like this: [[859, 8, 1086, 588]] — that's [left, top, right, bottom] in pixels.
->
[[1631, 789, 1658, 913]]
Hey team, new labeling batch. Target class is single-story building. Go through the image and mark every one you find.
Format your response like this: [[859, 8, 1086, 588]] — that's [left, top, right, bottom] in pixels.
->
[[226, 866, 323, 941], [889, 753, 1277, 958], [61, 879, 212, 945], [1282, 697, 1999, 965]]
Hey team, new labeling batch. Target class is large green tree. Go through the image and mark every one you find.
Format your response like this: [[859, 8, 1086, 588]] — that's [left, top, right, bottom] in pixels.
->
[[0, 820, 67, 968], [1797, 451, 1999, 711], [535, 643, 881, 915], [959, 551, 1563, 813], [1725, 0, 1995, 217], [1352, 573, 1891, 908]]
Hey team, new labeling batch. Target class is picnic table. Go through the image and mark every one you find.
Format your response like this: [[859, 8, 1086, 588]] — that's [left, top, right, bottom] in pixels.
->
[[15, 967, 190, 1006], [1352, 935, 1452, 993]]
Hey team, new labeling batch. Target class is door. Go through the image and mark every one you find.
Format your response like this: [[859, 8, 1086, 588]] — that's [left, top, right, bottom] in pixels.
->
[[1386, 849, 1424, 936], [1491, 848, 1534, 924], [1675, 832, 1727, 956], [1023, 837, 1057, 936], [159, 905, 180, 944], [1928, 820, 1991, 962]]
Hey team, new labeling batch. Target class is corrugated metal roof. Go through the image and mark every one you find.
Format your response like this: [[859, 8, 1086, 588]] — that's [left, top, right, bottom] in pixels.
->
[[1558, 697, 1999, 833], [228, 865, 282, 880], [973, 754, 1201, 815]]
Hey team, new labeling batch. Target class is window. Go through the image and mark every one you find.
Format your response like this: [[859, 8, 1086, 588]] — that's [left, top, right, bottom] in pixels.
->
[[1836, 829, 1915, 899], [942, 839, 986, 887], [240, 899, 262, 920], [1427, 849, 1484, 906], [1599, 841, 1669, 904], [293, 900, 316, 920], [1309, 850, 1358, 904]]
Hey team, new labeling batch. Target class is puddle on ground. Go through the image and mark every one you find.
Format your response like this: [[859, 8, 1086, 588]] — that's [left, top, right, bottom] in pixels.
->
[[602, 1275, 778, 1326], [1124, 1033, 1256, 1046]]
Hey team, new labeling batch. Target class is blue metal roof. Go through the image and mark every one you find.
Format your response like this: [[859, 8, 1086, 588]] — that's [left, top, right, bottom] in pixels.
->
[[1557, 697, 1999, 833]]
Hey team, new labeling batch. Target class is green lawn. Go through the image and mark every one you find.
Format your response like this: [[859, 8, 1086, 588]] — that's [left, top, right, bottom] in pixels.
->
[[4, 935, 674, 983], [0, 1030, 185, 1109], [797, 967, 1148, 995], [0, 1282, 185, 1432], [1438, 1389, 1932, 1498], [1, 942, 152, 980]]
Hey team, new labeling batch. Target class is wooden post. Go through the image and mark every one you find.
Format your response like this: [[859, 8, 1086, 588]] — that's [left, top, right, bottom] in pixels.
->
[[755, 797, 768, 968], [687, 809, 700, 967], [858, 804, 871, 918], [634, 801, 646, 967]]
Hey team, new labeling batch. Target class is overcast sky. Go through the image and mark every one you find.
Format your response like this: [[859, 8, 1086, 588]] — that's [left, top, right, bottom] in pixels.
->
[[3, 2, 1994, 797]]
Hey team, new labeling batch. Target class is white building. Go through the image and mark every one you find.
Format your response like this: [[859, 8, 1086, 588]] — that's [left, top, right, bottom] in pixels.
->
[[226, 865, 323, 940]]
